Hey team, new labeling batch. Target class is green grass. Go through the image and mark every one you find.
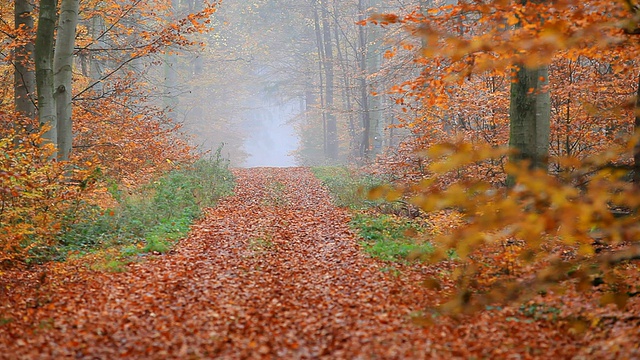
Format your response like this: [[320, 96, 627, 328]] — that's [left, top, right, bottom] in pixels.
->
[[351, 213, 433, 262], [311, 166, 386, 209], [56, 152, 234, 266], [312, 166, 432, 263]]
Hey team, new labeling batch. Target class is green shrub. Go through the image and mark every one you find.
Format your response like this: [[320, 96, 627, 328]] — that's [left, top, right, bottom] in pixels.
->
[[311, 166, 386, 209], [57, 151, 234, 262], [351, 213, 433, 262]]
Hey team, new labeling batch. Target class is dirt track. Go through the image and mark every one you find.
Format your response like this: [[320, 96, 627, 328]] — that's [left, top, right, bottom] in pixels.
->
[[0, 168, 590, 359]]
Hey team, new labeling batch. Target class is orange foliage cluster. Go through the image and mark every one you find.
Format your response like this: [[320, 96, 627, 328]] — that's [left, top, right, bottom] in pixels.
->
[[362, 0, 640, 322], [72, 83, 197, 187], [0, 0, 219, 265], [0, 117, 83, 266], [373, 0, 638, 184]]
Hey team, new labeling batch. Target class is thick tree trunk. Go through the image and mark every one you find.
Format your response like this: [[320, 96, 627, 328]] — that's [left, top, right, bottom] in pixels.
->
[[333, 8, 357, 157], [507, 0, 551, 187], [54, 0, 80, 161], [190, 0, 204, 123], [320, 0, 338, 160], [14, 0, 36, 123], [507, 64, 551, 185], [35, 0, 58, 154], [367, 0, 384, 156]]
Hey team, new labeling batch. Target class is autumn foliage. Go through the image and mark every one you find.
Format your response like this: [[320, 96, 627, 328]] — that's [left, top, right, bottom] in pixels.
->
[[357, 0, 640, 321], [0, 0, 220, 265], [1, 0, 640, 357]]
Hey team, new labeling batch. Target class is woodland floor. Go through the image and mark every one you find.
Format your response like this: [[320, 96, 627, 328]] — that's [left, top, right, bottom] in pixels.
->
[[1, 168, 639, 359]]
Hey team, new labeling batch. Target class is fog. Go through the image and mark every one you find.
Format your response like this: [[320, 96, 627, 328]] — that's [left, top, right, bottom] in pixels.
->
[[243, 97, 299, 168], [175, 0, 401, 167]]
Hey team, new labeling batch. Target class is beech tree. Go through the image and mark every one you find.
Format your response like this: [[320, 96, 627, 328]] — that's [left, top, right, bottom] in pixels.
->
[[507, 0, 551, 186], [54, 0, 80, 161], [34, 0, 57, 152], [14, 0, 35, 122]]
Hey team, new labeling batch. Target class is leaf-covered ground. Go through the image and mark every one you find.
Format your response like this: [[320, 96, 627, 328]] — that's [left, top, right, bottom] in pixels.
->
[[1, 168, 638, 358]]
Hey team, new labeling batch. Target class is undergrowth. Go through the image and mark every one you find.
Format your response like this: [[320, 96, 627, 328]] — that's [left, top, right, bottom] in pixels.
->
[[58, 153, 234, 268], [312, 166, 432, 262], [352, 213, 433, 262], [311, 166, 386, 209]]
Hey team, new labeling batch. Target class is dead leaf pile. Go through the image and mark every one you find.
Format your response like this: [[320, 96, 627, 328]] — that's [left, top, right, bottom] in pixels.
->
[[0, 168, 637, 358]]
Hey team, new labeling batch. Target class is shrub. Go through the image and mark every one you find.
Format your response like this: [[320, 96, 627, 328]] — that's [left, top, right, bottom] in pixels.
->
[[351, 213, 433, 262], [311, 166, 385, 209], [59, 152, 234, 259], [0, 127, 94, 267]]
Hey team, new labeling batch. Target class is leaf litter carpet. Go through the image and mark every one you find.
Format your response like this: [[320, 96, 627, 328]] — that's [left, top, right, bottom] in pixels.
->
[[0, 168, 622, 358]]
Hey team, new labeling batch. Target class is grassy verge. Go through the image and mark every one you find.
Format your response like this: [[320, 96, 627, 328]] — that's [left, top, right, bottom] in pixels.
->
[[352, 213, 433, 262], [311, 166, 385, 209], [312, 166, 432, 262], [57, 155, 234, 270]]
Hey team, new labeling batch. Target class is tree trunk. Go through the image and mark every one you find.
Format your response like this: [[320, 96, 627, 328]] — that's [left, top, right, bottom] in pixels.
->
[[332, 4, 357, 158], [163, 0, 180, 122], [507, 64, 551, 185], [35, 0, 58, 154], [14, 0, 36, 123], [312, 1, 327, 156], [89, 10, 108, 94], [633, 72, 640, 185], [190, 0, 204, 124], [54, 0, 80, 161], [320, 0, 338, 160], [367, 0, 384, 156], [507, 0, 550, 187], [358, 0, 371, 160]]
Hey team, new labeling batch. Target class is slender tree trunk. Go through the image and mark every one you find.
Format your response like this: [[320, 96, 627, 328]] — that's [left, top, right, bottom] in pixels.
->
[[190, 0, 204, 124], [312, 1, 327, 156], [54, 0, 80, 161], [358, 0, 371, 160], [633, 72, 640, 185], [163, 0, 180, 122], [90, 10, 108, 94], [14, 0, 36, 123], [35, 0, 58, 154], [320, 0, 338, 160]]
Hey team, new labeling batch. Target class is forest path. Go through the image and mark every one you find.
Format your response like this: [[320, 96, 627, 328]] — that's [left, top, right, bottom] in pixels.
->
[[0, 167, 581, 359]]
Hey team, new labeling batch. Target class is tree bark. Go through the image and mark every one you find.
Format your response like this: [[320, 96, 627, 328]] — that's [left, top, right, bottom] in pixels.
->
[[35, 0, 58, 154], [507, 64, 551, 184], [89, 9, 108, 94], [358, 0, 371, 160], [332, 3, 357, 158], [633, 72, 640, 185], [312, 1, 327, 156], [507, 0, 551, 187], [163, 0, 180, 122], [320, 0, 338, 160], [367, 0, 384, 156], [54, 0, 80, 161], [190, 0, 204, 124], [14, 0, 36, 123]]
